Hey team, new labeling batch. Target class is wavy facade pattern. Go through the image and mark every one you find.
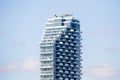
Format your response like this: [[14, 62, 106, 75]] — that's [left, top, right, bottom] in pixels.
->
[[40, 14, 82, 80]]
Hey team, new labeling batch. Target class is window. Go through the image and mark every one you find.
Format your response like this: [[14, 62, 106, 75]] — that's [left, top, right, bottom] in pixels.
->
[[59, 70, 63, 72], [59, 56, 63, 58], [65, 78, 69, 80], [59, 49, 63, 51], [70, 29, 74, 32], [59, 41, 63, 44], [59, 63, 63, 65], [65, 35, 69, 38], [65, 63, 69, 66]]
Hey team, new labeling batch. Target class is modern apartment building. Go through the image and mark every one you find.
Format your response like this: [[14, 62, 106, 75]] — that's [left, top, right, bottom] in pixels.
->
[[40, 14, 82, 80]]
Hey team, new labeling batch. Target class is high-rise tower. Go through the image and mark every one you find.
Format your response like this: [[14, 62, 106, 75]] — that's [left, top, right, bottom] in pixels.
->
[[40, 14, 82, 80]]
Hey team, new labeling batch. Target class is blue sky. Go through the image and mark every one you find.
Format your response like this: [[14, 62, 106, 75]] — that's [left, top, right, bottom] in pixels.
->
[[0, 0, 120, 80]]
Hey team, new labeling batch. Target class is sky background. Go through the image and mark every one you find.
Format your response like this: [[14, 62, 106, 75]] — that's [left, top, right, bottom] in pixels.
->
[[0, 0, 120, 80]]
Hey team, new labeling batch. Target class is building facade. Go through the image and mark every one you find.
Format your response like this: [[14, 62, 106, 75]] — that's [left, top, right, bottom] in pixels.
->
[[40, 14, 82, 80]]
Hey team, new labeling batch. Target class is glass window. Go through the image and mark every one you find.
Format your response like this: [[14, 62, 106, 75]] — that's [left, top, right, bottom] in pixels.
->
[[54, 19, 62, 22]]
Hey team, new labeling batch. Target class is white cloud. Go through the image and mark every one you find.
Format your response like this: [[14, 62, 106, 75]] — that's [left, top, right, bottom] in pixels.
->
[[0, 58, 39, 73], [84, 64, 120, 79], [0, 64, 17, 72], [6, 64, 17, 71], [20, 58, 39, 72]]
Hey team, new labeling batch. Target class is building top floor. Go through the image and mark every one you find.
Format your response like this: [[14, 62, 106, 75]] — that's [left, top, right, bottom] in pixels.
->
[[47, 14, 79, 24]]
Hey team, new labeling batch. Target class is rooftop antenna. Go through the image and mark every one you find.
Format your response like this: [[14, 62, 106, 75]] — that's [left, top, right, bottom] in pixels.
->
[[54, 14, 58, 17], [59, 13, 73, 17]]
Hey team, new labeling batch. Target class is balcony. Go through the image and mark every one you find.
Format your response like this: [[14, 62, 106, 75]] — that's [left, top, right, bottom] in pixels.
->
[[65, 49, 69, 52], [80, 59, 83, 61], [40, 72, 53, 75], [70, 50, 74, 53], [70, 43, 74, 46], [40, 58, 53, 61], [80, 38, 83, 40], [40, 52, 53, 54], [80, 66, 83, 68], [40, 65, 53, 68], [65, 57, 69, 59], [65, 43, 69, 45], [70, 57, 74, 60], [59, 49, 64, 51], [40, 78, 53, 80], [80, 45, 83, 47], [75, 30, 80, 33], [80, 31, 83, 34], [80, 73, 83, 75], [80, 52, 83, 54]]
